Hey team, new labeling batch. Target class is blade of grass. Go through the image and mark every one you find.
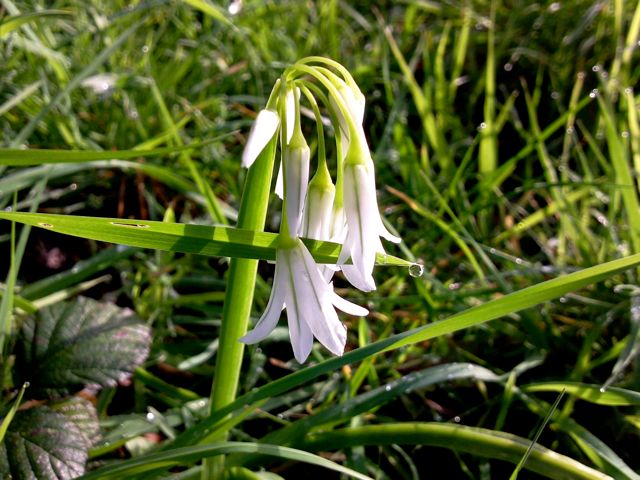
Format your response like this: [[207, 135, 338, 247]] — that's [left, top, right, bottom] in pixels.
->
[[166, 252, 640, 449], [0, 211, 412, 266], [299, 423, 611, 480], [523, 382, 640, 406], [79, 441, 373, 480]]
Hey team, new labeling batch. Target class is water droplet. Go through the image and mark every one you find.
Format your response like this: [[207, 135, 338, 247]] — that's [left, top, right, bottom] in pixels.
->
[[622, 131, 629, 138], [577, 72, 586, 80], [548, 2, 560, 12], [141, 45, 149, 54], [551, 91, 559, 100], [409, 263, 424, 278], [146, 412, 156, 421], [38, 223, 54, 229], [70, 183, 78, 191], [23, 381, 30, 388], [453, 415, 461, 423], [625, 87, 633, 94], [503, 63, 513, 72], [599, 386, 607, 393], [385, 385, 392, 392], [515, 258, 524, 265], [477, 122, 487, 132], [592, 65, 601, 72], [559, 296, 567, 303], [566, 127, 574, 135], [489, 248, 496, 254], [448, 282, 461, 291], [277, 413, 284, 419], [589, 89, 598, 98], [129, 110, 139, 119]]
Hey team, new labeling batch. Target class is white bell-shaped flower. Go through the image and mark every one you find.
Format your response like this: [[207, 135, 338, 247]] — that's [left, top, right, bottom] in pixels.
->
[[241, 109, 280, 168], [240, 238, 368, 363]]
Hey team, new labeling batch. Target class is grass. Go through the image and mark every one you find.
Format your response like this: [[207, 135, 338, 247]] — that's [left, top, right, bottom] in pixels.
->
[[1, 0, 640, 479]]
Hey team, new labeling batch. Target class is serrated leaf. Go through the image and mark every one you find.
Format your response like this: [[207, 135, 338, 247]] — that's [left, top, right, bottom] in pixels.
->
[[0, 406, 89, 479], [51, 397, 101, 446], [18, 297, 151, 398]]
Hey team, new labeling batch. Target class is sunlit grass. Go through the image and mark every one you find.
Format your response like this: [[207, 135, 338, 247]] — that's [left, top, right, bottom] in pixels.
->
[[1, 1, 639, 478]]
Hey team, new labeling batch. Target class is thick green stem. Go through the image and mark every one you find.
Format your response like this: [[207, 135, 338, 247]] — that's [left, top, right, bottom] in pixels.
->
[[202, 130, 278, 479]]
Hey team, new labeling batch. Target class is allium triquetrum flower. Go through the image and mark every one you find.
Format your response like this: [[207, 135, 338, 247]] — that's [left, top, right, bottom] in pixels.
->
[[240, 237, 367, 363]]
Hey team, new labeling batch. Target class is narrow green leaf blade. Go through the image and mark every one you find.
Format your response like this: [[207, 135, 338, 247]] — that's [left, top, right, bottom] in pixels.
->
[[0, 211, 412, 267], [79, 441, 372, 480], [523, 382, 640, 406]]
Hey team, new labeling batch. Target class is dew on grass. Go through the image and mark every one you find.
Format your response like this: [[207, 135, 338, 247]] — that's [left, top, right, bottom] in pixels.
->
[[477, 122, 487, 132], [503, 63, 513, 72], [146, 411, 156, 421], [622, 131, 629, 138], [551, 91, 559, 99], [142, 45, 149, 54], [566, 127, 574, 135], [409, 263, 424, 278], [453, 415, 461, 423], [589, 89, 598, 98], [592, 65, 601, 72], [385, 385, 392, 392], [38, 223, 54, 229]]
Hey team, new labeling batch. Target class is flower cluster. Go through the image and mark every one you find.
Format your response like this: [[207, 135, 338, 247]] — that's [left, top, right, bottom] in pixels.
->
[[240, 57, 400, 363]]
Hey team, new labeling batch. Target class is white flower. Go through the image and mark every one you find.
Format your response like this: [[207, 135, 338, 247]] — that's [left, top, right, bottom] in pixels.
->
[[241, 109, 280, 168], [339, 155, 401, 292], [283, 137, 310, 235], [300, 165, 338, 280], [240, 238, 368, 363]]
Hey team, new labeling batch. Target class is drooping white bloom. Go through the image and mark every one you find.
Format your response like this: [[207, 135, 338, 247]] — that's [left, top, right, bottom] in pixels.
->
[[339, 141, 401, 292], [283, 136, 310, 235], [300, 165, 338, 280], [241, 109, 280, 168], [240, 238, 368, 363]]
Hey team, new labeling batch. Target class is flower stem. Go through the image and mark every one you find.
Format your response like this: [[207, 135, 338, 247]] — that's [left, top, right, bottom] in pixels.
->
[[201, 127, 278, 479]]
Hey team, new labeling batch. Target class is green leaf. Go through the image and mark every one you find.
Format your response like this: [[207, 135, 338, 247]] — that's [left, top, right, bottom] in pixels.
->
[[0, 405, 90, 479], [0, 10, 71, 37], [0, 211, 412, 267], [17, 297, 151, 397], [170, 252, 640, 449], [300, 423, 612, 480], [0, 138, 226, 166], [79, 441, 372, 480], [51, 397, 101, 447], [181, 0, 232, 26], [523, 382, 640, 406]]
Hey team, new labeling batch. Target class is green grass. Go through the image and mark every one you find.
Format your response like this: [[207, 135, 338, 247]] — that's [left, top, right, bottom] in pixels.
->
[[1, 1, 640, 479]]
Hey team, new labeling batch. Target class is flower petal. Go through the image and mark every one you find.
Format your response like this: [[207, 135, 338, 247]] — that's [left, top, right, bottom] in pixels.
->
[[242, 109, 279, 168], [284, 144, 310, 235], [282, 247, 315, 362], [285, 87, 297, 144], [296, 243, 346, 356], [330, 289, 368, 317], [239, 259, 286, 344]]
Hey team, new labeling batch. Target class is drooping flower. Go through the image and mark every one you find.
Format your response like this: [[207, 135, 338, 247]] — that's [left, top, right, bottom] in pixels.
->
[[241, 109, 280, 168], [338, 129, 401, 292], [240, 238, 368, 363]]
